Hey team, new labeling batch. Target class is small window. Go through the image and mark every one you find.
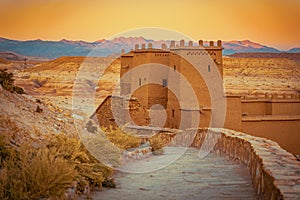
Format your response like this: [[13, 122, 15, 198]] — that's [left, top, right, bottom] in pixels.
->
[[174, 65, 176, 71], [162, 78, 168, 87], [208, 65, 211, 72], [172, 109, 175, 118], [139, 78, 141, 86]]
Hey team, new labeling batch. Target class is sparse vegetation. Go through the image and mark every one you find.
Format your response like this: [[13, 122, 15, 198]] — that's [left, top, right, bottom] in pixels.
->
[[102, 126, 166, 154], [103, 126, 141, 150], [149, 134, 165, 154], [0, 69, 25, 94], [0, 143, 77, 199], [0, 117, 114, 199], [45, 134, 113, 191]]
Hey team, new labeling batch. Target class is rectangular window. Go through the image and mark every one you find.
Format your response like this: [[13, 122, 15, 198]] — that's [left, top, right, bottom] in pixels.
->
[[208, 65, 211, 72], [162, 78, 168, 87], [174, 65, 176, 71], [139, 78, 141, 86], [172, 109, 175, 118]]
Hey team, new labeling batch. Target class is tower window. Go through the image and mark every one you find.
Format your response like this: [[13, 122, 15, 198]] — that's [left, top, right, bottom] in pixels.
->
[[172, 109, 175, 117], [208, 65, 211, 72], [162, 78, 168, 87], [139, 78, 141, 86], [174, 65, 176, 71]]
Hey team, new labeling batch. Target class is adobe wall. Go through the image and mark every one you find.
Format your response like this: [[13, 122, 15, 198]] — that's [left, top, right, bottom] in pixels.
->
[[242, 98, 300, 116], [242, 101, 268, 115], [91, 95, 149, 128], [223, 95, 242, 131], [242, 117, 300, 155], [241, 97, 300, 155], [271, 101, 300, 115]]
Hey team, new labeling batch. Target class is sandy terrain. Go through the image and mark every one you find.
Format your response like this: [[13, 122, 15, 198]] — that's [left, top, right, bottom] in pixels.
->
[[13, 56, 120, 115], [7, 56, 299, 114], [224, 57, 300, 95]]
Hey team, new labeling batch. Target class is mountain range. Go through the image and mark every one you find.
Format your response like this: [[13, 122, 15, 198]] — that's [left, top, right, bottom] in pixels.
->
[[0, 37, 298, 59]]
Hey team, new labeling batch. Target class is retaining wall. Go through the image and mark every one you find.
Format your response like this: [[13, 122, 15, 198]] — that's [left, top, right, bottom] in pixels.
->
[[128, 126, 300, 199], [191, 128, 300, 199]]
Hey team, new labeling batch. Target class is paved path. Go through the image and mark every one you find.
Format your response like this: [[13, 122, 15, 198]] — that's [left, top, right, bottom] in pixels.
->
[[92, 147, 257, 200]]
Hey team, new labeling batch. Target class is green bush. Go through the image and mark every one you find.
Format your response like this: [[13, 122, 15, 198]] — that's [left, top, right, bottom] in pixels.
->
[[0, 69, 25, 94]]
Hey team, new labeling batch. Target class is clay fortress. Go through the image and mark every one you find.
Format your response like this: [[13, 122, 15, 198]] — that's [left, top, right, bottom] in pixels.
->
[[94, 39, 300, 155]]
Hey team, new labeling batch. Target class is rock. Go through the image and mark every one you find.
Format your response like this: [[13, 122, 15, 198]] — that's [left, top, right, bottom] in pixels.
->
[[36, 105, 43, 113], [102, 178, 116, 188], [153, 149, 164, 155], [71, 113, 84, 120]]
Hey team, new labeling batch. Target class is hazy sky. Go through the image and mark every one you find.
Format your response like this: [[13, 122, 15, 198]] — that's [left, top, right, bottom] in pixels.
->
[[0, 0, 299, 50]]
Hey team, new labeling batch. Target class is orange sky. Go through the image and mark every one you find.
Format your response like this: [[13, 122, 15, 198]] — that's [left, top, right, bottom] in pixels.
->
[[0, 0, 299, 50]]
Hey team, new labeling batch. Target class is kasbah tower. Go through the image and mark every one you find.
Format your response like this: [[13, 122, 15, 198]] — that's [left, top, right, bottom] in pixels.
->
[[120, 39, 228, 129], [95, 39, 300, 155]]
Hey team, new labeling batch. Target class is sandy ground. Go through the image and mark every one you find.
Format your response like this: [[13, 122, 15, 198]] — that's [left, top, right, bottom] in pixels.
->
[[6, 56, 298, 115]]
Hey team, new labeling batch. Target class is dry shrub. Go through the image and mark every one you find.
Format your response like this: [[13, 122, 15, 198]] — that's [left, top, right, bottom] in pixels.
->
[[0, 128, 114, 199], [0, 142, 76, 199], [149, 134, 165, 154], [0, 69, 25, 94], [103, 127, 141, 150], [45, 134, 113, 191]]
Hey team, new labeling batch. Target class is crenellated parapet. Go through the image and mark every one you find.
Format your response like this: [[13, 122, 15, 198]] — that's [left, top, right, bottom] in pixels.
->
[[239, 92, 300, 101], [132, 39, 223, 51]]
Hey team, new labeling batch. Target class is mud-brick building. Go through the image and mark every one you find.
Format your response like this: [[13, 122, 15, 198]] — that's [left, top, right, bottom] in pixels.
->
[[119, 40, 242, 130], [94, 39, 300, 155], [95, 40, 241, 130]]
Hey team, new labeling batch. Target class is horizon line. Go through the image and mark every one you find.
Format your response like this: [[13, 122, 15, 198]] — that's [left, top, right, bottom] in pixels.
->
[[1, 36, 299, 51]]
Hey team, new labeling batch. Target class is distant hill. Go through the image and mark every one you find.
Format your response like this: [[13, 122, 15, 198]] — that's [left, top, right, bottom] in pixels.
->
[[228, 52, 300, 63], [287, 48, 300, 53], [0, 37, 296, 59], [0, 51, 48, 61], [222, 40, 280, 55]]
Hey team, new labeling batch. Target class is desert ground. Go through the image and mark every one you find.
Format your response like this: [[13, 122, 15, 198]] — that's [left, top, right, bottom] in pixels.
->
[[1, 54, 299, 124], [1, 53, 299, 199], [2, 55, 298, 112]]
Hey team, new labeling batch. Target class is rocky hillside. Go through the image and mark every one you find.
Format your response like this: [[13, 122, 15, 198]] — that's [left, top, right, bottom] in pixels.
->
[[0, 84, 77, 136], [14, 56, 119, 113]]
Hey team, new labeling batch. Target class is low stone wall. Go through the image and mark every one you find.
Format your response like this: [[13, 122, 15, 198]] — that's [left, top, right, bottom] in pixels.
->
[[124, 126, 300, 199], [189, 128, 300, 200]]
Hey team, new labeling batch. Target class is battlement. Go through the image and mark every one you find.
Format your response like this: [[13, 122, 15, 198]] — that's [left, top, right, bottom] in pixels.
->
[[132, 39, 223, 51], [238, 92, 300, 101]]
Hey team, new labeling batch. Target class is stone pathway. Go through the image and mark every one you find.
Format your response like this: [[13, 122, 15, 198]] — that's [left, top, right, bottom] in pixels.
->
[[91, 147, 257, 200]]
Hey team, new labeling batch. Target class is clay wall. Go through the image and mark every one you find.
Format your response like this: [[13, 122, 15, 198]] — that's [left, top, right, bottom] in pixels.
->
[[242, 99, 300, 116], [242, 117, 300, 155], [242, 101, 268, 115], [224, 95, 242, 131], [240, 98, 300, 155]]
